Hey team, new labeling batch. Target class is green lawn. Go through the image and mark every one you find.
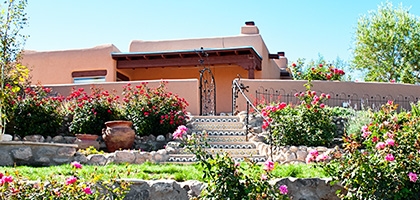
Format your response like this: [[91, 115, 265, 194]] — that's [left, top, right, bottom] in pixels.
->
[[0, 162, 329, 182]]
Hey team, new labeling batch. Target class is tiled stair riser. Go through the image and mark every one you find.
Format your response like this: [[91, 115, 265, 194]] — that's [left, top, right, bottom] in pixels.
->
[[167, 115, 266, 164]]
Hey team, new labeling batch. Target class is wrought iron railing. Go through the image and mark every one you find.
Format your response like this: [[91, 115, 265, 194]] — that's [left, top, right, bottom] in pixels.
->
[[255, 86, 420, 112], [232, 78, 274, 160]]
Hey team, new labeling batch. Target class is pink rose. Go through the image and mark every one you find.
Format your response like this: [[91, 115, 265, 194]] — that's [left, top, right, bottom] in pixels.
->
[[83, 186, 93, 195], [385, 138, 395, 146], [408, 172, 418, 182], [264, 160, 275, 171], [385, 154, 395, 162], [173, 125, 188, 139], [71, 161, 82, 169], [279, 185, 288, 194], [376, 142, 386, 150], [65, 176, 77, 185]]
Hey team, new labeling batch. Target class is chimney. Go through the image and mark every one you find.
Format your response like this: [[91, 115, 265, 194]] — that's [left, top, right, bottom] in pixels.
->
[[241, 21, 259, 34], [278, 52, 285, 57]]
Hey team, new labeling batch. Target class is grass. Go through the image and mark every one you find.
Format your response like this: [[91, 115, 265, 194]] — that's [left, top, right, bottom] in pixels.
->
[[0, 161, 329, 183]]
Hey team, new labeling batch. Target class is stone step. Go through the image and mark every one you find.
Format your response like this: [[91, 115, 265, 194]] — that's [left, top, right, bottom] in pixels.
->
[[191, 115, 240, 123], [167, 154, 266, 163], [179, 148, 260, 155], [206, 136, 247, 143], [191, 122, 244, 130], [192, 130, 246, 136]]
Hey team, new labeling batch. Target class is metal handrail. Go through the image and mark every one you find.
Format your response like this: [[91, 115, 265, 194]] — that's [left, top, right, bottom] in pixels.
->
[[232, 78, 274, 160]]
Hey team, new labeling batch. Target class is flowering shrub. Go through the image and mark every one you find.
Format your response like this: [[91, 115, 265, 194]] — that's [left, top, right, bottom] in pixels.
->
[[9, 85, 64, 137], [323, 101, 420, 199], [261, 82, 336, 146], [67, 86, 122, 135], [122, 81, 189, 137], [0, 162, 129, 199], [289, 58, 345, 81], [173, 126, 289, 199]]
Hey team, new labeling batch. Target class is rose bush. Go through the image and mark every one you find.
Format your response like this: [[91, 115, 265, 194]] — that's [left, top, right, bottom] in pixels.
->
[[323, 100, 420, 199], [289, 58, 345, 81], [9, 85, 63, 137], [122, 81, 189, 137], [260, 82, 336, 147], [0, 162, 129, 199], [173, 125, 289, 199], [67, 86, 122, 135]]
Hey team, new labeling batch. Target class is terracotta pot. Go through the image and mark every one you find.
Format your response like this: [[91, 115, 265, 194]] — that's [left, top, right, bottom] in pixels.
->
[[102, 120, 135, 152], [75, 134, 100, 150]]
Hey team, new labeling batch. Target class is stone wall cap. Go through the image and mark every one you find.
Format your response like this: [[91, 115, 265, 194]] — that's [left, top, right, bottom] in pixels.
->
[[0, 141, 78, 148]]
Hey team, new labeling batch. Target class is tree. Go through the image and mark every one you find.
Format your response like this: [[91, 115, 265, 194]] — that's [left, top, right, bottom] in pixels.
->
[[352, 2, 420, 84], [0, 0, 29, 135]]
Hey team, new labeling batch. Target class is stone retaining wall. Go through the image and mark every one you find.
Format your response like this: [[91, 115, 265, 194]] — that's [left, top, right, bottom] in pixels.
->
[[0, 141, 77, 166], [121, 178, 343, 200], [0, 140, 336, 166]]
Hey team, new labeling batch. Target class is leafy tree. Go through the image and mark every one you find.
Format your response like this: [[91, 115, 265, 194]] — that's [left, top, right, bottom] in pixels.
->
[[0, 0, 29, 135], [352, 2, 420, 84]]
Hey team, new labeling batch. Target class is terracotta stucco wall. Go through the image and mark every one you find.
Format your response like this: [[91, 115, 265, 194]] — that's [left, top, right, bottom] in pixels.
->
[[119, 65, 247, 114], [22, 44, 120, 84], [44, 79, 200, 115]]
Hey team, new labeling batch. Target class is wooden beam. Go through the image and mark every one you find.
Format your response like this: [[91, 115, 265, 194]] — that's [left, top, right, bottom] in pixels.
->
[[116, 54, 261, 70]]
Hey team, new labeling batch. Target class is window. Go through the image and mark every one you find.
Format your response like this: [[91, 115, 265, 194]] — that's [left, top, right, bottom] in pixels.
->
[[72, 70, 107, 84]]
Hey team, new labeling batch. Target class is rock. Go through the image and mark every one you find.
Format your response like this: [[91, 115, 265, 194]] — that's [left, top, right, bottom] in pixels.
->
[[152, 149, 169, 163], [289, 146, 298, 153], [37, 147, 56, 157], [179, 180, 205, 198], [73, 152, 88, 164], [149, 180, 189, 200], [87, 154, 107, 165], [296, 150, 308, 161], [63, 136, 76, 144], [57, 147, 76, 157], [134, 151, 151, 164], [0, 134, 13, 141], [0, 150, 14, 166], [52, 136, 65, 143], [11, 147, 33, 161], [114, 151, 135, 163], [156, 135, 165, 142], [23, 135, 45, 142]]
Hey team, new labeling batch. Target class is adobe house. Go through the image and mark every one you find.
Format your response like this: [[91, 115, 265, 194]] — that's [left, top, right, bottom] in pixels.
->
[[22, 21, 291, 115]]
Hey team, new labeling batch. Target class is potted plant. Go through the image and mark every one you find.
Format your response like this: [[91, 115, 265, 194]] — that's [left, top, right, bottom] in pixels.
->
[[66, 86, 121, 149]]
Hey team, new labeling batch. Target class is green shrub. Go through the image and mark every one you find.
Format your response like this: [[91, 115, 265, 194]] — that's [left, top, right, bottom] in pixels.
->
[[174, 126, 289, 199], [122, 81, 188, 137], [323, 101, 420, 199], [261, 82, 336, 147], [10, 86, 63, 137]]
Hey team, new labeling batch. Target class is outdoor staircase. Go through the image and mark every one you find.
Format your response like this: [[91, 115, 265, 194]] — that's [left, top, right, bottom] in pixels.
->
[[167, 115, 266, 164]]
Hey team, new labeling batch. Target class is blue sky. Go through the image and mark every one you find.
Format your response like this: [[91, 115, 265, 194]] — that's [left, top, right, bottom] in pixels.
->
[[23, 0, 420, 65]]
